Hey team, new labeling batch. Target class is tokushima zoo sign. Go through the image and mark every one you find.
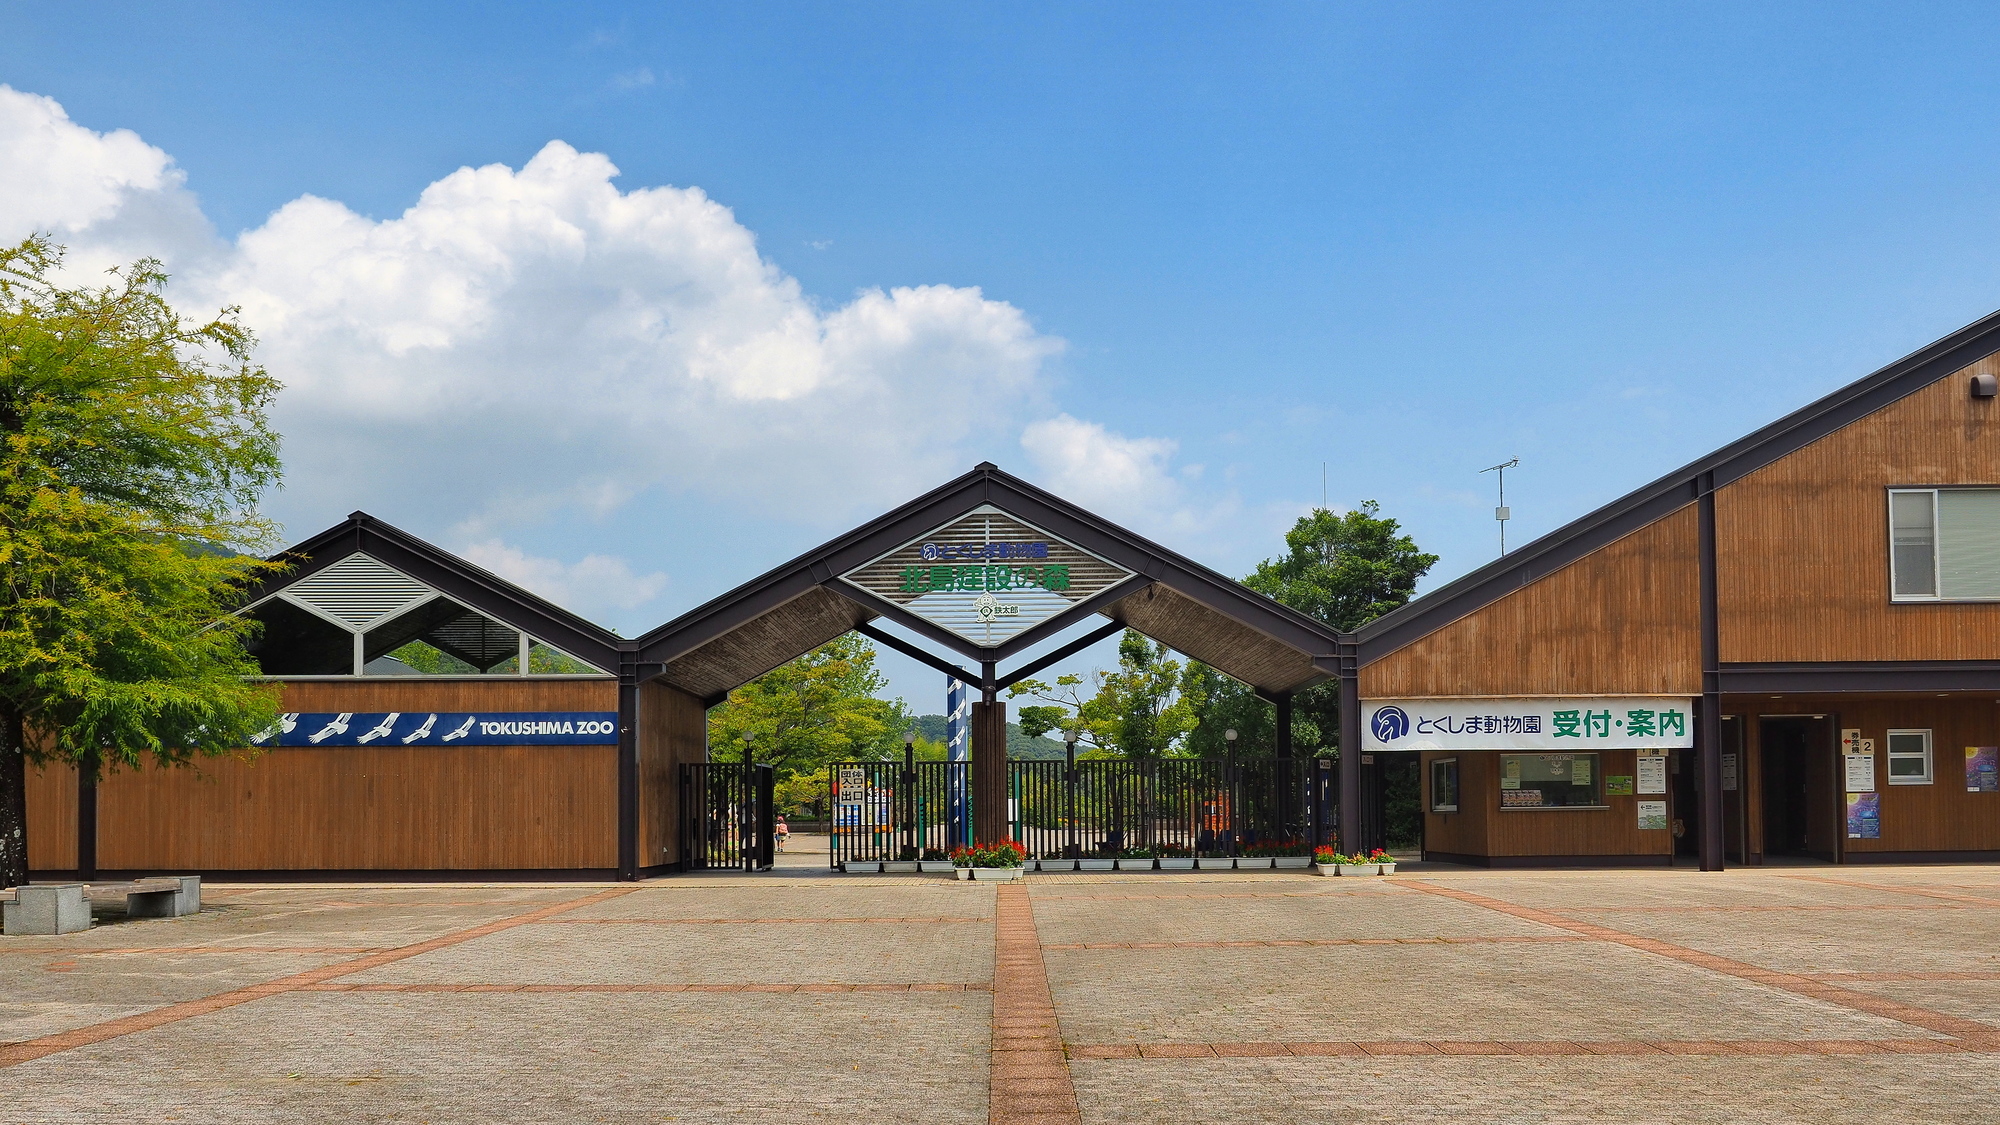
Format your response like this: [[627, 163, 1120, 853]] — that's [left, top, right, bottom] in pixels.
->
[[1360, 698, 1695, 752], [840, 505, 1133, 647], [251, 712, 620, 748]]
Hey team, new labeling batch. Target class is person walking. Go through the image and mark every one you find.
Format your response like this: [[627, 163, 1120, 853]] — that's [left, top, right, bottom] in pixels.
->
[[774, 816, 790, 853]]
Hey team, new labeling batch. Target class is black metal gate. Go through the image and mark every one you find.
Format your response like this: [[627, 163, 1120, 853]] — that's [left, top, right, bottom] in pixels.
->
[[680, 762, 775, 871], [827, 755, 1340, 868]]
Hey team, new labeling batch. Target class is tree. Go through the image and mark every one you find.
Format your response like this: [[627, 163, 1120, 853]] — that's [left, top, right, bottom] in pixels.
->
[[0, 237, 285, 887], [1009, 630, 1207, 758], [706, 633, 912, 784]]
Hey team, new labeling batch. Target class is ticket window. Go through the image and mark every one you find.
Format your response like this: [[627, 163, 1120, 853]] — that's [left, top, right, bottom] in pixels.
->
[[1497, 753, 1603, 809]]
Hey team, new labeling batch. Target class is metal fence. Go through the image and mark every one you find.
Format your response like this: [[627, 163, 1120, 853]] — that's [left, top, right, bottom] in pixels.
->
[[827, 755, 1338, 867], [680, 762, 775, 871]]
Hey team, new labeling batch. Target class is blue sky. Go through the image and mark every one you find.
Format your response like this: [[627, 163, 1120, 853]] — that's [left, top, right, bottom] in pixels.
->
[[7, 3, 2000, 710]]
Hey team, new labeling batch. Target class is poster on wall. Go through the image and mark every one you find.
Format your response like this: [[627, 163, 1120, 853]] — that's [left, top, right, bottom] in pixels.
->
[[1360, 697, 1694, 751], [1637, 755, 1668, 795], [1845, 792, 1881, 839], [1968, 747, 1999, 793], [1605, 775, 1635, 795], [1721, 753, 1738, 792], [1637, 801, 1668, 831], [1844, 750, 1876, 794]]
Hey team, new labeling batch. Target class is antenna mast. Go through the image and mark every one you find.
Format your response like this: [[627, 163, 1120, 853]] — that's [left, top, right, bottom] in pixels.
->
[[1480, 458, 1519, 556]]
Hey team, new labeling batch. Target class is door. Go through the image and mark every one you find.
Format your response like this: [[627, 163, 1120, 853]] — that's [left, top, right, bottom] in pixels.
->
[[1759, 716, 1836, 861]]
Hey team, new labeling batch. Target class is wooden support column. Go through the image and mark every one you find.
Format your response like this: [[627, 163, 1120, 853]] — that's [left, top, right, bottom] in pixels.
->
[[972, 696, 1009, 845], [76, 752, 97, 882], [1697, 477, 1725, 872], [617, 661, 640, 881], [1337, 672, 1360, 853]]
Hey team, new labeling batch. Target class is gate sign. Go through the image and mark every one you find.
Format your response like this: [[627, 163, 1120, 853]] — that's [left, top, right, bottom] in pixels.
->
[[251, 712, 620, 748], [1361, 698, 1694, 752], [840, 504, 1134, 648]]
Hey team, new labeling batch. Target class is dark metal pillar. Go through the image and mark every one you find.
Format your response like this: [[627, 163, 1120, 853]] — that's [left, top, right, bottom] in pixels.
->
[[1337, 670, 1361, 854], [77, 751, 98, 881], [1697, 478, 1725, 872], [1275, 694, 1293, 760], [616, 661, 640, 881], [972, 663, 1009, 845]]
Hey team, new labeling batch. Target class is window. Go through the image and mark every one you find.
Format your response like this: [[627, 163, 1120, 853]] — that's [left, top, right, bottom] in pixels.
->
[[1889, 488, 2000, 600], [1886, 729, 1933, 785], [1430, 758, 1459, 813], [1498, 753, 1603, 808]]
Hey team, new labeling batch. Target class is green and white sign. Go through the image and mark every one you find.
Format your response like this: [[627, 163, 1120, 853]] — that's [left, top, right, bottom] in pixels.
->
[[1362, 696, 1696, 752], [840, 505, 1133, 647]]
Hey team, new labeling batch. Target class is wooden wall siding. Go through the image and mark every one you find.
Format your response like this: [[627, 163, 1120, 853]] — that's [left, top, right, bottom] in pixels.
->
[[275, 678, 617, 712], [1420, 751, 1488, 857], [638, 681, 709, 868], [1717, 358, 2000, 662], [96, 746, 618, 871], [1362, 507, 1701, 699], [1732, 697, 2000, 856], [26, 760, 77, 873]]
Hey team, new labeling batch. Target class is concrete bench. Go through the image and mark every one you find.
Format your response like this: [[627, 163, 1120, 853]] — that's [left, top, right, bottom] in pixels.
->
[[1, 876, 201, 935]]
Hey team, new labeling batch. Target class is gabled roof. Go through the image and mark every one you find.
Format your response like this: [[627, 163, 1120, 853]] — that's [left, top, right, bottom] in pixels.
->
[[634, 463, 1345, 702], [251, 511, 625, 673], [1356, 305, 2000, 662]]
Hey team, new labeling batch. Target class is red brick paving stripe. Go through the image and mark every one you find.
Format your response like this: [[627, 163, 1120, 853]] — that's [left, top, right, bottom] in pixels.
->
[[1065, 1039, 1992, 1059], [1031, 891, 1392, 901], [1396, 880, 1999, 1041], [0, 886, 638, 1069], [291, 981, 988, 993], [540, 916, 989, 925], [1039, 935, 1589, 951], [1809, 971, 2000, 982], [1782, 873, 2000, 909], [0, 946, 391, 958], [991, 883, 1080, 1125]]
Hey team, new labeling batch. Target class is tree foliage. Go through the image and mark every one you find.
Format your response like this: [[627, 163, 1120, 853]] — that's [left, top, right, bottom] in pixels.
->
[[1009, 630, 1207, 758], [706, 633, 913, 783], [0, 236, 285, 885]]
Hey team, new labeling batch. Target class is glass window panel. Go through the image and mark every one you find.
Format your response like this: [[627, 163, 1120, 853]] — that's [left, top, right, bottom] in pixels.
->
[[1938, 489, 2000, 599], [1886, 730, 1932, 783], [1890, 490, 1937, 598], [1430, 758, 1459, 813], [1498, 753, 1603, 808], [243, 598, 354, 676], [527, 641, 605, 675]]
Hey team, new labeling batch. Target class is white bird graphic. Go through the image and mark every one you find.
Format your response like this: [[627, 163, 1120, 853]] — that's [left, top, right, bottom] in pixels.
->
[[356, 713, 401, 744], [442, 716, 476, 742], [308, 714, 354, 744], [402, 714, 438, 744]]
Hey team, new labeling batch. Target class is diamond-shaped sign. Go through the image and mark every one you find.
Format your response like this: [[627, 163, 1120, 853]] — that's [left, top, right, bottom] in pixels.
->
[[840, 505, 1134, 647]]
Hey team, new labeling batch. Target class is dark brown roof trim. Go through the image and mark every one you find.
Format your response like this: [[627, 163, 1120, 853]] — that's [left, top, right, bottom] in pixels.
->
[[1357, 307, 2000, 662], [1720, 660, 2000, 694], [253, 512, 626, 672]]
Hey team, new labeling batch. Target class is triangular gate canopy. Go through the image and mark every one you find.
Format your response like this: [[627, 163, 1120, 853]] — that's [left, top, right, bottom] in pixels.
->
[[634, 463, 1343, 704]]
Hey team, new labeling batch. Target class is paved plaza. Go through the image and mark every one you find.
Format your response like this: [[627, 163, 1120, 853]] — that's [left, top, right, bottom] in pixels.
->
[[4, 857, 2000, 1123]]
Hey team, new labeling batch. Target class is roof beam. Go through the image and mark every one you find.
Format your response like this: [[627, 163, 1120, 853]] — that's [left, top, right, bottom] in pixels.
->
[[994, 619, 1126, 692], [853, 622, 978, 685]]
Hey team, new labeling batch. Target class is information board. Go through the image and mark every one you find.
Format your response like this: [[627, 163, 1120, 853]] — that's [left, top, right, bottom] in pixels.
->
[[1636, 755, 1668, 795]]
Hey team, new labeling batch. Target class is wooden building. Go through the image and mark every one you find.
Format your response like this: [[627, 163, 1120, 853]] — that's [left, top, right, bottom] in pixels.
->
[[1348, 311, 2000, 868]]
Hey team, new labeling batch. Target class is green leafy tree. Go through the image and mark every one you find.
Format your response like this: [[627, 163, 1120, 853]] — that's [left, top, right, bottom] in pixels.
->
[[706, 633, 913, 785], [1009, 630, 1207, 758], [0, 237, 285, 886]]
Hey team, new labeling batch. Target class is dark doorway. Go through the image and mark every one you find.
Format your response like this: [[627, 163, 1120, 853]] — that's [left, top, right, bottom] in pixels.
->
[[1671, 746, 1699, 859], [1760, 716, 1835, 860]]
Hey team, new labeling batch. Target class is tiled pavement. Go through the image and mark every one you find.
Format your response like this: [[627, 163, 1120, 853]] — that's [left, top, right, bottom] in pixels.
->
[[3, 865, 2000, 1122]]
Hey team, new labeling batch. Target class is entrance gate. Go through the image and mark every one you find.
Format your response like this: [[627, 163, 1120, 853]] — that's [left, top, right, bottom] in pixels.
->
[[829, 756, 1339, 867], [679, 762, 775, 871]]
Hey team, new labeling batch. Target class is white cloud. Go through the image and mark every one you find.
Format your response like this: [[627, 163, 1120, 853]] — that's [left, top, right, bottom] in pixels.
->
[[459, 539, 667, 618], [0, 86, 1234, 563]]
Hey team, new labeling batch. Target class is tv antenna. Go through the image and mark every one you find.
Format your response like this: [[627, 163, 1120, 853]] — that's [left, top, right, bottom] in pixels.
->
[[1480, 458, 1519, 556]]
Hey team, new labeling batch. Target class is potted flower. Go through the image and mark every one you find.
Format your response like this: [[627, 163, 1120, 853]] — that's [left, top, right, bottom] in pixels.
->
[[884, 844, 919, 874], [1312, 844, 1341, 876], [844, 859, 883, 874], [1367, 848, 1397, 876], [1115, 846, 1155, 872], [1035, 851, 1077, 873], [953, 840, 1028, 880], [1155, 843, 1195, 872], [1194, 850, 1234, 871], [1340, 851, 1379, 876], [1235, 841, 1275, 870], [1269, 840, 1312, 870], [1078, 850, 1117, 873], [917, 847, 957, 875]]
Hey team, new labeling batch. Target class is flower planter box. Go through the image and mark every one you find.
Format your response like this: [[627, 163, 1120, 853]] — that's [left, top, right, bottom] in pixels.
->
[[917, 860, 958, 874], [1235, 857, 1274, 870], [971, 866, 1024, 881], [882, 861, 918, 874], [1378, 862, 1397, 875], [1077, 859, 1116, 873], [1194, 857, 1234, 870], [1313, 863, 1339, 877], [1340, 863, 1381, 876], [844, 861, 882, 874], [1114, 858, 1154, 871], [1156, 858, 1195, 871], [1033, 858, 1077, 872], [1272, 856, 1311, 870]]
